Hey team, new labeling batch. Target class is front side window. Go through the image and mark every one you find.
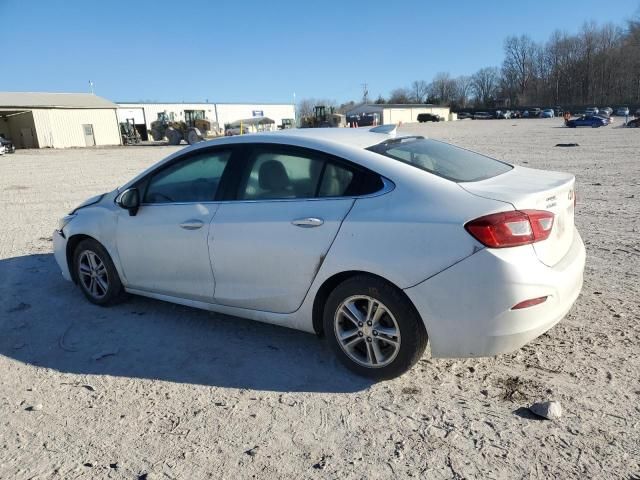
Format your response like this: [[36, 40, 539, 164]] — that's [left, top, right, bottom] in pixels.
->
[[239, 149, 357, 200], [367, 137, 512, 182], [144, 150, 231, 203]]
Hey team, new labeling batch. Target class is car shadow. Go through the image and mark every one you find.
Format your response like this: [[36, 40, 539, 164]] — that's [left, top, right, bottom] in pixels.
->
[[0, 254, 372, 393]]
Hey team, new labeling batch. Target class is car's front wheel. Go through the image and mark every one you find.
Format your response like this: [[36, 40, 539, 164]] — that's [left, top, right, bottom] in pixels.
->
[[323, 275, 428, 380], [74, 239, 124, 306]]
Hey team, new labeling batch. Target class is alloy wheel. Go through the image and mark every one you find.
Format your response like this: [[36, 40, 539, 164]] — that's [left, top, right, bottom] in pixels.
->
[[78, 250, 109, 299], [334, 295, 401, 368]]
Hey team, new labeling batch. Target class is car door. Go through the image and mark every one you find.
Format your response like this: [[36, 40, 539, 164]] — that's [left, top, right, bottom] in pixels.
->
[[116, 147, 233, 302], [210, 144, 365, 314]]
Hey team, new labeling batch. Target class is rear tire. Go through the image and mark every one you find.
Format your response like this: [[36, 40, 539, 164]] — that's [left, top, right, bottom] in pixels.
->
[[166, 127, 182, 145], [73, 239, 125, 306], [323, 275, 428, 380], [187, 128, 202, 145]]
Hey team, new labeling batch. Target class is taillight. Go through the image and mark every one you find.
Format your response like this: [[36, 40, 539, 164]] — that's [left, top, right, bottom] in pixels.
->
[[465, 210, 554, 248]]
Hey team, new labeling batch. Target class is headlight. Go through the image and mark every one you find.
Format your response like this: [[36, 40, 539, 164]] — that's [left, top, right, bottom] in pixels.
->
[[58, 214, 76, 231]]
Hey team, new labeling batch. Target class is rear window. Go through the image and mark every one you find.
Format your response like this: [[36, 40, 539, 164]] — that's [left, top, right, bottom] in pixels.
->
[[367, 137, 512, 182]]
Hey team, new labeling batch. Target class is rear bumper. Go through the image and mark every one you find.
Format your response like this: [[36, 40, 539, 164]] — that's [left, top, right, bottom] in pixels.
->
[[53, 229, 72, 281], [404, 228, 585, 358]]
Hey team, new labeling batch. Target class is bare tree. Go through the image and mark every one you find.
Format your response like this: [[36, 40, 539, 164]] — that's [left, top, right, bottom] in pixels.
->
[[429, 72, 457, 104], [471, 67, 499, 106], [388, 88, 412, 104], [410, 80, 429, 103], [454, 75, 473, 107], [503, 35, 537, 103]]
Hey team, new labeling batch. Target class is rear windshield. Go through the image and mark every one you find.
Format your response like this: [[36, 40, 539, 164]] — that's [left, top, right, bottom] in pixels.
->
[[367, 137, 512, 182]]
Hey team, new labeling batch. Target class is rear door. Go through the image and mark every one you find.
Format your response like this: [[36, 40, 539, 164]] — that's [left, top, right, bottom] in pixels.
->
[[210, 144, 361, 313]]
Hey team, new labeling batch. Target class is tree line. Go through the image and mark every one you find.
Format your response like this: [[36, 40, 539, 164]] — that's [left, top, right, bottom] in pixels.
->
[[299, 12, 640, 116]]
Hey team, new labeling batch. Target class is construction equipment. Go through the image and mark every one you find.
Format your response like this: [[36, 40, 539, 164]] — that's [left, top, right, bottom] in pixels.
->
[[300, 105, 345, 128], [119, 118, 141, 145], [278, 118, 295, 129], [150, 110, 222, 145]]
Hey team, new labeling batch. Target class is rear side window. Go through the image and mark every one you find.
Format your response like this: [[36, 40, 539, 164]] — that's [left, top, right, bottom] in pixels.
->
[[237, 146, 384, 200], [368, 138, 512, 182]]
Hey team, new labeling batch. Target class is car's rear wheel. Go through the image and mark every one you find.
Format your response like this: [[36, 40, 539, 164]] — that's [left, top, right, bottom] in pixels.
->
[[74, 239, 124, 306], [323, 275, 428, 380]]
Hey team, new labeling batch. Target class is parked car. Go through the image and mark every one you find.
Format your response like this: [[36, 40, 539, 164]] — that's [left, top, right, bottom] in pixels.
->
[[53, 126, 585, 380], [0, 134, 15, 154], [524, 108, 541, 118], [456, 112, 472, 120], [585, 107, 599, 115], [626, 117, 640, 127], [495, 110, 512, 119], [615, 107, 630, 116], [541, 109, 555, 118], [473, 111, 492, 120], [601, 107, 613, 116], [565, 115, 608, 128], [595, 114, 613, 124], [417, 113, 441, 123], [511, 110, 523, 119], [554, 106, 564, 117]]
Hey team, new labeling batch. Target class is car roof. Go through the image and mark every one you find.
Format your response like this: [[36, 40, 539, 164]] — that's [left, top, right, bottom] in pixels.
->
[[244, 127, 398, 149]]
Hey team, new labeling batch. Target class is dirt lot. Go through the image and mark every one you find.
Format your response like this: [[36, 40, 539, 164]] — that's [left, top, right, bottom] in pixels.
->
[[1, 119, 638, 479]]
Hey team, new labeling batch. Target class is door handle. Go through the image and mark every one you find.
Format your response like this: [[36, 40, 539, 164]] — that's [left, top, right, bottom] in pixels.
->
[[179, 220, 204, 230], [292, 217, 324, 228]]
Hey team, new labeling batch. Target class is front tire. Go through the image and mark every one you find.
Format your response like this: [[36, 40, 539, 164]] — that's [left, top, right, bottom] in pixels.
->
[[323, 275, 428, 380], [74, 239, 124, 306]]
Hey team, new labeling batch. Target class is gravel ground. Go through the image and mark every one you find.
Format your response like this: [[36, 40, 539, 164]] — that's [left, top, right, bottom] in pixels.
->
[[0, 119, 638, 479]]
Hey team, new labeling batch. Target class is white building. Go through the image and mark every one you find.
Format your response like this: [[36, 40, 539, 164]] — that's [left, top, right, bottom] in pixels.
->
[[117, 102, 295, 139], [0, 92, 121, 148], [345, 103, 452, 124]]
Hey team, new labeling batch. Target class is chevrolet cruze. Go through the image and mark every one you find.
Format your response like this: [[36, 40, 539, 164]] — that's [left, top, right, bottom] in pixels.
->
[[54, 126, 585, 379]]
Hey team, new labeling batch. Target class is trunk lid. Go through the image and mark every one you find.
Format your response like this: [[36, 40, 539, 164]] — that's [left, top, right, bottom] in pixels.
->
[[460, 166, 575, 266]]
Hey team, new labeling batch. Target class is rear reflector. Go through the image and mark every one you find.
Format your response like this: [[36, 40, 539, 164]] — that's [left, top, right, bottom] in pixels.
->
[[511, 296, 548, 310], [465, 210, 554, 248]]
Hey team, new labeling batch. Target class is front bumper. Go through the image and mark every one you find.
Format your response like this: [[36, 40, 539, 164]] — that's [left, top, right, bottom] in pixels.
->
[[405, 228, 586, 358], [53, 229, 72, 281]]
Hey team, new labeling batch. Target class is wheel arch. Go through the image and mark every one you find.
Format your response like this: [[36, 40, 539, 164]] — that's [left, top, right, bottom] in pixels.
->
[[311, 270, 423, 336], [65, 234, 98, 284]]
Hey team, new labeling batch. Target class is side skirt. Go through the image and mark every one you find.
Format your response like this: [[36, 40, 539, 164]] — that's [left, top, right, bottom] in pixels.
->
[[124, 287, 314, 333]]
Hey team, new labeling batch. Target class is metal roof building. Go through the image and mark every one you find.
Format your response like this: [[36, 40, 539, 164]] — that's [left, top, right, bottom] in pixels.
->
[[345, 103, 452, 124], [117, 102, 295, 140], [0, 92, 121, 148]]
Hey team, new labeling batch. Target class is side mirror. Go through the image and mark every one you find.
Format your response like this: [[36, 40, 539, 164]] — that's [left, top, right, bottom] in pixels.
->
[[117, 188, 140, 216]]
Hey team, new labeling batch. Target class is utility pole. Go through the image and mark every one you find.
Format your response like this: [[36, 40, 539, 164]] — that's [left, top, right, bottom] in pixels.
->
[[361, 83, 369, 104]]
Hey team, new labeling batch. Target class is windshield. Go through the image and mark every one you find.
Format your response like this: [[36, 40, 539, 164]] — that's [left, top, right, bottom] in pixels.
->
[[367, 137, 513, 182]]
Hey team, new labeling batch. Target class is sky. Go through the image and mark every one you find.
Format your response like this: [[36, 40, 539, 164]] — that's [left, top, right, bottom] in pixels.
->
[[1, 0, 638, 104]]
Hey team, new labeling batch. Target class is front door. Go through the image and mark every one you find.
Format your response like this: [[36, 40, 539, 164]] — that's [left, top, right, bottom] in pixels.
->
[[210, 145, 358, 313], [82, 124, 95, 146], [116, 148, 232, 301], [20, 128, 35, 148]]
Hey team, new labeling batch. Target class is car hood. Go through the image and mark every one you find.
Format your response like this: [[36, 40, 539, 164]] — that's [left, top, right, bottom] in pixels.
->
[[71, 193, 106, 214]]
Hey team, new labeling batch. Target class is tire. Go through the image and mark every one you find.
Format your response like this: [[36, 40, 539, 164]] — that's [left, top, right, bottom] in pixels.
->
[[187, 128, 202, 145], [73, 239, 125, 306], [151, 129, 164, 141], [166, 127, 182, 145], [323, 275, 428, 380]]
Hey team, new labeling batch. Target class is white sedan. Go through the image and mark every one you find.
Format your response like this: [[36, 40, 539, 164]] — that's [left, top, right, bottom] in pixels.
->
[[53, 126, 585, 380]]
